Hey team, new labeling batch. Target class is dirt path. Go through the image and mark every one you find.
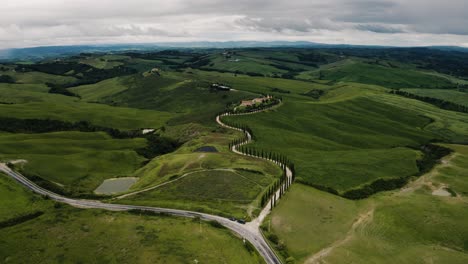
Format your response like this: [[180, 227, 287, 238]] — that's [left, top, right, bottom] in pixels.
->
[[305, 206, 375, 264], [398, 153, 458, 196], [114, 168, 235, 200], [216, 103, 294, 246]]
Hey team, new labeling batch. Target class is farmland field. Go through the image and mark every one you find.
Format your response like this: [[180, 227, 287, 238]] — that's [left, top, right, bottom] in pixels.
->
[[1, 46, 468, 263], [268, 144, 468, 263], [0, 183, 262, 264]]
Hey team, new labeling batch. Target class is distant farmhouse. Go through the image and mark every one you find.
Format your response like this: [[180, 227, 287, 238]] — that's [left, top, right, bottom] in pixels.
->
[[241, 95, 272, 107]]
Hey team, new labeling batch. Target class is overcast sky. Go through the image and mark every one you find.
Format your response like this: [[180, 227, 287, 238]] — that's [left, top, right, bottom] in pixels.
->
[[1, 0, 467, 49]]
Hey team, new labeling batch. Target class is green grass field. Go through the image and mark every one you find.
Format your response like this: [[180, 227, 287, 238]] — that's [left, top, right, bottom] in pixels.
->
[[267, 144, 468, 263], [401, 88, 468, 107], [69, 77, 129, 102], [121, 168, 276, 218], [2, 48, 468, 263], [0, 174, 51, 222], [373, 92, 468, 143], [0, 101, 175, 130], [6, 70, 77, 85], [119, 128, 282, 218], [0, 182, 263, 264], [0, 131, 146, 194], [315, 60, 454, 88], [79, 56, 125, 69], [223, 94, 434, 192], [201, 53, 288, 76], [433, 144, 468, 196], [266, 184, 365, 262], [98, 73, 257, 125]]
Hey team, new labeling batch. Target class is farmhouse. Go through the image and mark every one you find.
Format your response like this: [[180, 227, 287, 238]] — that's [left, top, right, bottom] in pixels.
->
[[241, 95, 272, 107]]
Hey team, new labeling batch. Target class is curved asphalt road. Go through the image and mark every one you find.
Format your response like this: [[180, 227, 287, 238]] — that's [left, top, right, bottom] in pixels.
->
[[0, 105, 290, 264], [0, 163, 281, 264]]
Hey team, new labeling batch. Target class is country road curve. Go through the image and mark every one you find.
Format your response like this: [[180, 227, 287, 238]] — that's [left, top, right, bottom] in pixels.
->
[[0, 103, 291, 264], [216, 108, 293, 226], [0, 163, 281, 264]]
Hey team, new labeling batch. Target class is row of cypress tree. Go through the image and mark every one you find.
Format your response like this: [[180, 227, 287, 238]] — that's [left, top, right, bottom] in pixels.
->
[[220, 111, 296, 209]]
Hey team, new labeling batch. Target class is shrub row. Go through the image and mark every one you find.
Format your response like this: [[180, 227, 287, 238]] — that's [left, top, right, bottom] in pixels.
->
[[391, 90, 468, 113], [0, 211, 44, 228]]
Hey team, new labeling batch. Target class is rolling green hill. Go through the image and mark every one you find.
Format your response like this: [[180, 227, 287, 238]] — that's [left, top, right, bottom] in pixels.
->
[[1, 47, 468, 263], [318, 60, 454, 88]]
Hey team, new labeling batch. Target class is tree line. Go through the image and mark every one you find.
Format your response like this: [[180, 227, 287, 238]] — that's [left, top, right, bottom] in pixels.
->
[[0, 75, 15, 83], [341, 144, 452, 199], [220, 113, 296, 209], [0, 117, 180, 160], [0, 211, 44, 228], [391, 90, 468, 113], [16, 61, 137, 97], [289, 143, 452, 200]]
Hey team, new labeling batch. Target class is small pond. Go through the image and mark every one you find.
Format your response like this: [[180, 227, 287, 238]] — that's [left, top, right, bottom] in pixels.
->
[[94, 177, 138, 195]]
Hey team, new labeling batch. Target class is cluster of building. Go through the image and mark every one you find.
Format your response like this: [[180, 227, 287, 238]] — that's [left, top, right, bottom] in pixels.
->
[[240, 95, 272, 107]]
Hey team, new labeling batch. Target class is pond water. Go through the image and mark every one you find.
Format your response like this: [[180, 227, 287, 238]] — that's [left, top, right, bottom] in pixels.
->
[[94, 177, 138, 194]]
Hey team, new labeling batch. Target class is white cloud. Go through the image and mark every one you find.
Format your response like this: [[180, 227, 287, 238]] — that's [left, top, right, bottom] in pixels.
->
[[0, 0, 467, 49]]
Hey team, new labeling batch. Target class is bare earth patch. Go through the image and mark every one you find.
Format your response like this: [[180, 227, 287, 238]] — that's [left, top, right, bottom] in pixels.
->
[[398, 153, 458, 196], [305, 206, 375, 264]]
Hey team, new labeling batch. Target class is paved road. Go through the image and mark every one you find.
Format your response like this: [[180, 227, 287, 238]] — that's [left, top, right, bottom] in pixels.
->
[[0, 105, 290, 264], [216, 112, 293, 224], [0, 163, 281, 264]]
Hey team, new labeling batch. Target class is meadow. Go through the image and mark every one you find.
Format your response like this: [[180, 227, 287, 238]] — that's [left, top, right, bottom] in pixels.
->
[[268, 144, 468, 263], [0, 174, 51, 222], [0, 180, 263, 264], [400, 88, 468, 107], [0, 131, 146, 195], [1, 47, 468, 263], [315, 60, 454, 88], [223, 92, 436, 193], [119, 128, 282, 218]]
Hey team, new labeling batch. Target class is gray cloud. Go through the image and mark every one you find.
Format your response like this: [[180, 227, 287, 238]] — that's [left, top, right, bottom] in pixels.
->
[[0, 0, 467, 49], [354, 24, 406, 34]]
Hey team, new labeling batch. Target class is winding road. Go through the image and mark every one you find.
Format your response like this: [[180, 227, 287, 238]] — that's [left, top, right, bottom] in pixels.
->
[[0, 104, 292, 264]]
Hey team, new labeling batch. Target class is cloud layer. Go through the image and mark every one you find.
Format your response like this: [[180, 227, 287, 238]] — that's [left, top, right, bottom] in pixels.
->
[[1, 0, 467, 48]]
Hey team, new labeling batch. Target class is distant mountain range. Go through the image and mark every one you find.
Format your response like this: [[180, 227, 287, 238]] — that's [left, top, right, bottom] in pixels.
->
[[0, 41, 467, 61]]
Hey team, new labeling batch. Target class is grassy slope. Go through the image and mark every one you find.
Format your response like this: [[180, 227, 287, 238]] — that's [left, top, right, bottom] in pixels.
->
[[0, 177, 262, 264], [326, 193, 468, 264], [201, 53, 287, 75], [434, 144, 468, 196], [0, 100, 174, 130], [401, 88, 468, 107], [122, 169, 275, 218], [79, 58, 124, 69], [0, 174, 51, 222], [269, 144, 468, 263], [0, 209, 263, 264], [0, 131, 146, 193], [318, 60, 454, 88], [99, 73, 258, 125], [70, 77, 129, 102], [267, 184, 363, 261], [120, 129, 282, 218], [374, 93, 468, 143], [6, 70, 77, 85], [224, 92, 433, 192], [215, 71, 468, 191]]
